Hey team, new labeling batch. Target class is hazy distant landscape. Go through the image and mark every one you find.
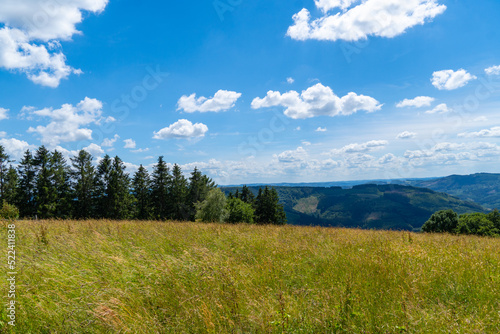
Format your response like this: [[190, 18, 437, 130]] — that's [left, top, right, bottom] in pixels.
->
[[223, 173, 498, 230], [2, 0, 500, 332]]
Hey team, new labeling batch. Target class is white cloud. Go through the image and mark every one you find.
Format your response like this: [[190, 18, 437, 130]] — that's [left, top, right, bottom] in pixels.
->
[[0, 0, 108, 87], [295, 126, 301, 131], [485, 65, 500, 76], [83, 143, 104, 156], [473, 116, 487, 122], [101, 134, 120, 148], [0, 131, 6, 138], [287, 77, 295, 84], [26, 97, 105, 147], [131, 148, 150, 153], [153, 119, 209, 140], [251, 83, 382, 119], [0, 108, 9, 121], [328, 140, 388, 155], [396, 96, 434, 108], [124, 139, 136, 149], [431, 69, 477, 90], [0, 137, 36, 160], [315, 127, 327, 132], [177, 90, 242, 113], [425, 103, 451, 114], [396, 131, 416, 139], [287, 0, 446, 42], [458, 127, 500, 138], [275, 146, 309, 163]]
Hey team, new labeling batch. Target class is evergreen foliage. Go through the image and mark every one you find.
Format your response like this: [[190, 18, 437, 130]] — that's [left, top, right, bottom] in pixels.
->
[[0, 144, 285, 224]]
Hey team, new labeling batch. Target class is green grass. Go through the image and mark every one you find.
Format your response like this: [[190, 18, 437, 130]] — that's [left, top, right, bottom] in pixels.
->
[[1, 220, 500, 333]]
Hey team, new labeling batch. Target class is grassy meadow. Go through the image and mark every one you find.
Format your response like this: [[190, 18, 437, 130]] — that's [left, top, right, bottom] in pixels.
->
[[1, 220, 500, 333]]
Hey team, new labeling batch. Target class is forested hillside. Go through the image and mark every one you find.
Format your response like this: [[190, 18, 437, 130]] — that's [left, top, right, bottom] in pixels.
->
[[408, 173, 500, 210], [223, 184, 485, 231]]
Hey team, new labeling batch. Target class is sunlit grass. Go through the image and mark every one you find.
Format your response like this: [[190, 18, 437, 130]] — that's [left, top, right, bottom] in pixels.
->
[[1, 220, 500, 333]]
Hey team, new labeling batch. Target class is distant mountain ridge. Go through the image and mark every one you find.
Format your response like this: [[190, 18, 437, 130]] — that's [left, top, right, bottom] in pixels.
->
[[222, 184, 485, 231], [223, 173, 500, 210]]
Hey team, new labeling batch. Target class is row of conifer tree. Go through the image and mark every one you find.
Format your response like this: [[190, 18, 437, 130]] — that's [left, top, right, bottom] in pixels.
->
[[0, 144, 286, 224]]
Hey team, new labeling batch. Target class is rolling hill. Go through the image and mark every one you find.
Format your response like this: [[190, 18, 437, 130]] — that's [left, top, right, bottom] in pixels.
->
[[407, 173, 500, 210], [222, 184, 486, 231]]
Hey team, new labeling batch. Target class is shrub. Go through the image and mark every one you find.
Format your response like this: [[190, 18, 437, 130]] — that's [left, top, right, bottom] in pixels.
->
[[195, 188, 228, 223], [421, 209, 458, 233], [0, 201, 20, 220], [226, 198, 254, 224], [457, 213, 499, 237]]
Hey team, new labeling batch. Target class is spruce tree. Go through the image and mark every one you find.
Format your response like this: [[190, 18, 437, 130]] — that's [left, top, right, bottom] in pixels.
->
[[170, 164, 189, 220], [95, 155, 113, 218], [71, 150, 96, 218], [240, 185, 255, 204], [17, 150, 36, 217], [107, 156, 133, 219], [132, 165, 151, 220], [50, 151, 72, 218], [3, 166, 18, 206], [254, 186, 286, 225], [151, 156, 170, 220], [0, 145, 11, 201], [34, 146, 56, 218]]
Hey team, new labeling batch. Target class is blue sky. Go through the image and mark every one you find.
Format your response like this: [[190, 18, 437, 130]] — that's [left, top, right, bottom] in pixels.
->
[[1, 0, 500, 184]]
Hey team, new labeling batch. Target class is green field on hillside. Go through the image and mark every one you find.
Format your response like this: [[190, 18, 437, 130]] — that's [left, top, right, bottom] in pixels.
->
[[1, 220, 500, 333]]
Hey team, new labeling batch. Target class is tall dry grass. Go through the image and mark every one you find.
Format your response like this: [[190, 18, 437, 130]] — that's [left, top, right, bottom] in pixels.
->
[[1, 219, 499, 333]]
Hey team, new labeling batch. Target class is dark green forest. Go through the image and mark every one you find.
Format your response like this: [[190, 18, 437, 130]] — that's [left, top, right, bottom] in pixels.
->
[[223, 184, 487, 231], [0, 145, 286, 225]]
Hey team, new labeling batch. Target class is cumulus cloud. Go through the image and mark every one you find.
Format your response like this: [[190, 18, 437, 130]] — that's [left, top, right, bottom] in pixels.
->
[[287, 0, 446, 42], [396, 96, 434, 108], [425, 103, 451, 114], [328, 140, 388, 156], [101, 134, 120, 148], [26, 97, 107, 146], [251, 83, 382, 119], [83, 143, 104, 156], [0, 0, 108, 87], [124, 139, 136, 149], [275, 146, 309, 163], [287, 77, 295, 84], [458, 127, 500, 138], [0, 108, 8, 121], [396, 131, 416, 139], [315, 127, 327, 132], [177, 90, 241, 113], [0, 137, 36, 160], [0, 131, 6, 138], [431, 69, 477, 90], [153, 119, 208, 140], [485, 65, 500, 76]]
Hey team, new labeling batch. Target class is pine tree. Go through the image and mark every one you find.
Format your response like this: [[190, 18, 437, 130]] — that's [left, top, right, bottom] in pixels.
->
[[132, 165, 151, 220], [169, 164, 189, 220], [17, 150, 37, 217], [34, 146, 56, 218], [240, 185, 255, 204], [3, 166, 18, 206], [71, 150, 96, 218], [107, 156, 133, 219], [95, 155, 113, 218], [50, 151, 72, 218], [187, 167, 216, 221], [254, 186, 286, 225], [151, 156, 171, 220], [0, 145, 11, 201]]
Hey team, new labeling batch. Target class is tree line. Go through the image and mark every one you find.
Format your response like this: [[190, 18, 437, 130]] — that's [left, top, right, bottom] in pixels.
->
[[0, 145, 287, 225], [422, 209, 500, 237]]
